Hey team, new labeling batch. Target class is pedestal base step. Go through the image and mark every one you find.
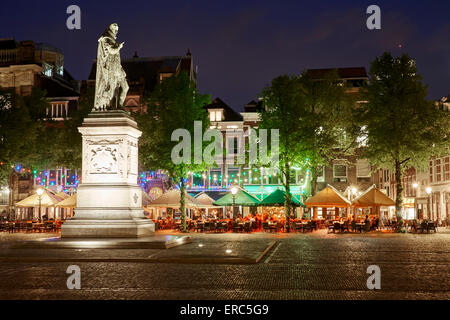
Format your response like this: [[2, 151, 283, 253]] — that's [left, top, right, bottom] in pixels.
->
[[61, 219, 155, 238], [11, 235, 192, 249]]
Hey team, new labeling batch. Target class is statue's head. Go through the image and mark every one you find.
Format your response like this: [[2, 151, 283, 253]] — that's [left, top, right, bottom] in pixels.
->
[[102, 23, 119, 39]]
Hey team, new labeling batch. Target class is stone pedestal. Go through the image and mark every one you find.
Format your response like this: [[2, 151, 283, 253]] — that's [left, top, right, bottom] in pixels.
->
[[61, 110, 154, 238]]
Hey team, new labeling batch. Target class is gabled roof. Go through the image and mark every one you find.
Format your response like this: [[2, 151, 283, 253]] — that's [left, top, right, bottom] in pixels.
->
[[0, 38, 17, 50], [88, 54, 193, 96], [244, 99, 263, 113], [306, 67, 368, 79], [39, 74, 80, 98], [204, 97, 243, 121]]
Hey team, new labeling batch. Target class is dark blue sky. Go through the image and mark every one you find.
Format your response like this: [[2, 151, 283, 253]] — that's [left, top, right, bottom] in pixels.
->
[[1, 0, 449, 110]]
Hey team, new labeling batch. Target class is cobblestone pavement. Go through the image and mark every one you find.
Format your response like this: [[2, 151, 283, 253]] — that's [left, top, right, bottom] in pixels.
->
[[0, 229, 449, 299]]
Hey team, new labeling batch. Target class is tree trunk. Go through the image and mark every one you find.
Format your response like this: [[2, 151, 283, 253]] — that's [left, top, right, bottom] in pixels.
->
[[394, 160, 404, 228], [179, 177, 187, 233], [284, 162, 292, 232], [8, 172, 15, 221], [310, 166, 318, 197]]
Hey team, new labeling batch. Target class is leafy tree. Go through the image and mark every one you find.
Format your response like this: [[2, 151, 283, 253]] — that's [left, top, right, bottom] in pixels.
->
[[135, 72, 210, 232], [359, 52, 449, 225], [259, 72, 356, 225], [259, 75, 306, 230], [298, 70, 358, 197], [52, 86, 94, 170], [0, 88, 38, 185], [0, 87, 51, 218]]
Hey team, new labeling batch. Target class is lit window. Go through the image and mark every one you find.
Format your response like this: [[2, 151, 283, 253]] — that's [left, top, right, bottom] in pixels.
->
[[333, 164, 347, 178], [356, 159, 371, 177], [43, 63, 53, 77], [209, 110, 222, 122]]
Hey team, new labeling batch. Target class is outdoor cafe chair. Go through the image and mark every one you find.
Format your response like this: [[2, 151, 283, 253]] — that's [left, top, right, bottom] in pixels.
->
[[327, 222, 334, 233], [342, 221, 350, 233], [351, 220, 357, 232], [419, 221, 428, 233], [44, 222, 54, 232], [310, 220, 317, 231], [194, 222, 204, 233], [262, 222, 270, 232], [243, 221, 252, 233], [303, 221, 312, 233], [217, 222, 227, 233], [26, 222, 33, 233], [232, 222, 243, 233], [269, 222, 278, 233], [364, 221, 371, 232], [427, 222, 437, 233], [14, 222, 23, 232], [7, 223, 15, 233], [332, 222, 341, 233], [208, 222, 217, 233]]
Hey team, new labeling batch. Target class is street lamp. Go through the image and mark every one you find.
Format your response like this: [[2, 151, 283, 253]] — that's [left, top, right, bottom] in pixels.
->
[[231, 186, 238, 220], [36, 188, 44, 222], [426, 187, 432, 220]]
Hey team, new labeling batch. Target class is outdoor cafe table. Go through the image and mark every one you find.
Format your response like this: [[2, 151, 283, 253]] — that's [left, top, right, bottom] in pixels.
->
[[354, 222, 365, 233], [32, 223, 45, 232]]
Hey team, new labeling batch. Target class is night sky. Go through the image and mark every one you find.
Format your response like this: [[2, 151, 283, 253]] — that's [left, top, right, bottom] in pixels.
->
[[1, 0, 449, 110]]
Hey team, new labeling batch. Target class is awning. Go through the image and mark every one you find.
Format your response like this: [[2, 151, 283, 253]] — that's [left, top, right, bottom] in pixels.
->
[[260, 189, 305, 207], [213, 187, 261, 206], [56, 191, 70, 199], [15, 189, 65, 207], [352, 185, 396, 207], [194, 192, 217, 208], [55, 194, 77, 208], [146, 189, 202, 208], [304, 185, 351, 207]]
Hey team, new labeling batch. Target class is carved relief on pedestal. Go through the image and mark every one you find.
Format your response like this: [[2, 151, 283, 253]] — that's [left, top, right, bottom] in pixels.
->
[[85, 139, 123, 175], [126, 140, 138, 178]]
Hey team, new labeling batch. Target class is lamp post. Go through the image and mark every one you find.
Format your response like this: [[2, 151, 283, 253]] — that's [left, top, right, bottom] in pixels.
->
[[231, 186, 238, 220], [36, 188, 44, 222], [426, 187, 432, 220]]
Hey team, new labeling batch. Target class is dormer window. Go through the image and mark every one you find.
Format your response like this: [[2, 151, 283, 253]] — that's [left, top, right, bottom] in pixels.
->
[[209, 109, 222, 122], [43, 63, 53, 77]]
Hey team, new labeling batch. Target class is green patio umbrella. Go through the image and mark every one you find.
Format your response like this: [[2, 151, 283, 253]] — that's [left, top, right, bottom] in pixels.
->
[[213, 188, 261, 206], [260, 189, 305, 207]]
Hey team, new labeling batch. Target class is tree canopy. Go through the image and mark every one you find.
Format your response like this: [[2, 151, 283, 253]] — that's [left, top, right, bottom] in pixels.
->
[[135, 72, 211, 231], [358, 52, 449, 222]]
